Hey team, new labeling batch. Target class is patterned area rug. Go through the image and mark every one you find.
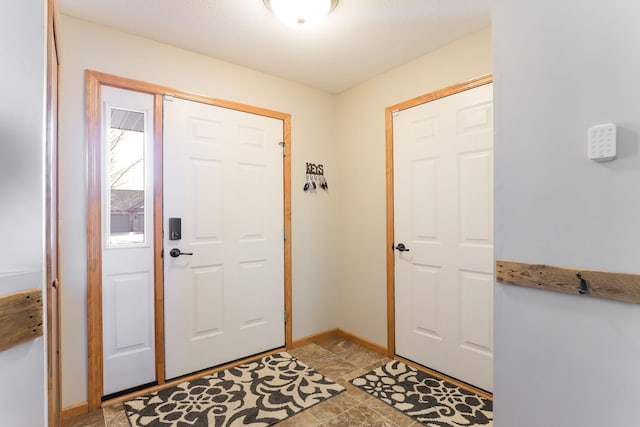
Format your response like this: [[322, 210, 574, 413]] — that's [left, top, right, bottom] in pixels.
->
[[125, 352, 344, 426], [351, 360, 493, 426]]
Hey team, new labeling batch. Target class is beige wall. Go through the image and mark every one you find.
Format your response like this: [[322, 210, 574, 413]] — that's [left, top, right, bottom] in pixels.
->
[[58, 15, 340, 406], [334, 28, 493, 347]]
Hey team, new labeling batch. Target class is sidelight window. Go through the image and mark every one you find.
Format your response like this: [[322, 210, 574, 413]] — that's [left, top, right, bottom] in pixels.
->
[[106, 107, 148, 246]]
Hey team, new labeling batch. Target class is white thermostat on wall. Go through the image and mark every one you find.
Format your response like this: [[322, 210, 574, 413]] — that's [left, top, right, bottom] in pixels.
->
[[587, 123, 616, 162]]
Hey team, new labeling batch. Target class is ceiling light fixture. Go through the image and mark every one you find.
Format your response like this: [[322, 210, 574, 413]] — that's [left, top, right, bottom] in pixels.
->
[[264, 0, 339, 29]]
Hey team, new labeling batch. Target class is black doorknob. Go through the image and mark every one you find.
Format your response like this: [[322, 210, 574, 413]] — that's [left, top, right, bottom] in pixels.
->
[[169, 248, 194, 258], [394, 243, 410, 252]]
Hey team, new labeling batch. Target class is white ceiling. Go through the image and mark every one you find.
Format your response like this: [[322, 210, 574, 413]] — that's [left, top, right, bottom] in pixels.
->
[[58, 0, 491, 94]]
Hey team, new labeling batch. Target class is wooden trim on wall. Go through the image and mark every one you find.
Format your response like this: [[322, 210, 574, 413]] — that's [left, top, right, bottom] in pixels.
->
[[385, 74, 493, 359], [283, 115, 293, 348], [496, 260, 640, 304], [0, 289, 43, 351], [153, 94, 165, 385], [61, 401, 89, 421], [85, 70, 104, 411], [289, 328, 387, 355], [47, 0, 62, 424], [291, 329, 339, 348], [384, 107, 396, 358], [84, 70, 290, 120], [85, 70, 293, 407], [335, 329, 387, 355], [387, 74, 493, 113]]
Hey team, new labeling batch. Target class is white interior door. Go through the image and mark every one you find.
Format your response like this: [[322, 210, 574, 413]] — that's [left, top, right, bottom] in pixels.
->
[[394, 83, 494, 391], [163, 97, 285, 380]]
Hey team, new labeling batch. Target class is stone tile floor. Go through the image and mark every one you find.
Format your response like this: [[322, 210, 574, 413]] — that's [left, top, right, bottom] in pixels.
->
[[64, 336, 421, 426]]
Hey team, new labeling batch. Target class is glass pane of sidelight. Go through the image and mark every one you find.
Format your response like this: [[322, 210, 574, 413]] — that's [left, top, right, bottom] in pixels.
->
[[108, 108, 146, 246]]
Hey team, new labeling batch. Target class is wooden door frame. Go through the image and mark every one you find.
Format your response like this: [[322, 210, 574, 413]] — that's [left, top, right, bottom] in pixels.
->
[[46, 0, 61, 424], [86, 70, 293, 410], [385, 74, 493, 357]]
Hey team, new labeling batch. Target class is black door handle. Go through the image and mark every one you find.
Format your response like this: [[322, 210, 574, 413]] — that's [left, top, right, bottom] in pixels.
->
[[169, 248, 193, 258], [394, 243, 410, 252]]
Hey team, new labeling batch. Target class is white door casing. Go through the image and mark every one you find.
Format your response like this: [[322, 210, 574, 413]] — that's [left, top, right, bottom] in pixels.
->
[[394, 83, 494, 391], [163, 97, 285, 380], [101, 86, 156, 395]]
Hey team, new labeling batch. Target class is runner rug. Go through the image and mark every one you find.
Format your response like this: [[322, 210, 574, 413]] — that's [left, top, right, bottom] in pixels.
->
[[125, 352, 344, 426], [351, 360, 493, 426]]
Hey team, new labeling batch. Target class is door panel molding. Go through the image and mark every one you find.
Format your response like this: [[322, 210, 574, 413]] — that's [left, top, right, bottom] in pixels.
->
[[86, 70, 292, 410], [385, 74, 492, 358]]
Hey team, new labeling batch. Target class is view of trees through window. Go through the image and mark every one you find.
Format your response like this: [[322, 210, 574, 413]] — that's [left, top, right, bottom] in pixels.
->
[[108, 108, 146, 245]]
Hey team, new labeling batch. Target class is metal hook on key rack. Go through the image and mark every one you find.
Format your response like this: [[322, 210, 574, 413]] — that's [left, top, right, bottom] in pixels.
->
[[576, 272, 589, 294]]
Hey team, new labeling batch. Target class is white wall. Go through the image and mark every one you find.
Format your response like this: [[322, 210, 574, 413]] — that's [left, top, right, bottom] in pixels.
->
[[0, 2, 47, 426], [493, 1, 640, 426], [58, 15, 340, 406], [334, 29, 493, 347]]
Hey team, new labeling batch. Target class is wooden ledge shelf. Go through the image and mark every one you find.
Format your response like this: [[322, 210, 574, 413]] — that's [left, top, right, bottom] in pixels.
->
[[496, 260, 640, 304], [0, 288, 43, 352]]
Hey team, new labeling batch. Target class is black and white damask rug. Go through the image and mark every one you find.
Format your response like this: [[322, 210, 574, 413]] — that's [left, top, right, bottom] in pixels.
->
[[351, 360, 493, 427], [125, 352, 344, 426]]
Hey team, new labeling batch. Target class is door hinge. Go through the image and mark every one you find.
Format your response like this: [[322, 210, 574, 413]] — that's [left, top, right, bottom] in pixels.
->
[[283, 226, 287, 240], [279, 141, 286, 157], [284, 309, 288, 323]]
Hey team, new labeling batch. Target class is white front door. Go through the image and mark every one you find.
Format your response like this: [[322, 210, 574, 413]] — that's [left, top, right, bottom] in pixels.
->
[[163, 97, 285, 380], [394, 83, 494, 391]]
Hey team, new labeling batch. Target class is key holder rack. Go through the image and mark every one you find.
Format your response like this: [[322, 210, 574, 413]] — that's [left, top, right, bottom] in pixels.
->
[[304, 162, 328, 192]]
